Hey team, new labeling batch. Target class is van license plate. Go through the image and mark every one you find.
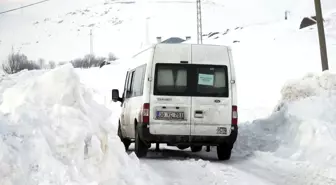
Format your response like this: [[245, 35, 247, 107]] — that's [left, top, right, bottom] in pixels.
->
[[217, 127, 227, 134], [156, 111, 184, 120]]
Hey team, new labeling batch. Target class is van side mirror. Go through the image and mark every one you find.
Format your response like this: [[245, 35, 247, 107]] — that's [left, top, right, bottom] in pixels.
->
[[112, 89, 121, 102]]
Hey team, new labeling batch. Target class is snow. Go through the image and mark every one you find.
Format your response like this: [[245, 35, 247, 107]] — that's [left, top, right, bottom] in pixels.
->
[[274, 71, 336, 165], [2, 0, 336, 184], [0, 64, 162, 185], [1, 0, 336, 62], [144, 158, 272, 185], [232, 71, 336, 184], [279, 72, 336, 103]]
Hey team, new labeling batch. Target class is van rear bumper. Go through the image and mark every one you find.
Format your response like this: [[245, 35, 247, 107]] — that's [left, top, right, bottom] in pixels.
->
[[138, 124, 238, 146]]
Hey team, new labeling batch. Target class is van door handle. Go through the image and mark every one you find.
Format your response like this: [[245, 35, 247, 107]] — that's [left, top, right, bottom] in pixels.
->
[[194, 110, 204, 118]]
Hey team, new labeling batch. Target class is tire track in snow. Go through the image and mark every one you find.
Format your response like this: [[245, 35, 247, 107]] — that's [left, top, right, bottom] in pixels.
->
[[128, 145, 336, 185], [128, 146, 273, 185], [232, 155, 336, 185]]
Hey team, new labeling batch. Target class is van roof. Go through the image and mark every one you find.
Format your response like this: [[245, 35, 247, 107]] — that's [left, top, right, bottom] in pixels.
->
[[132, 43, 231, 58], [126, 43, 232, 71]]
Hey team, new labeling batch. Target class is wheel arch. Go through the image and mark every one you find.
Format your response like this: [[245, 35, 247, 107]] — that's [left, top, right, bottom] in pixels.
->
[[134, 118, 138, 131]]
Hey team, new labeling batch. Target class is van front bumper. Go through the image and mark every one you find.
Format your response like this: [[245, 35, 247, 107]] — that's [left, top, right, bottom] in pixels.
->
[[138, 124, 238, 146]]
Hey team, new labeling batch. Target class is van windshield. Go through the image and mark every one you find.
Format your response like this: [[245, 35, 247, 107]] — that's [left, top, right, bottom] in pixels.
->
[[154, 63, 229, 97]]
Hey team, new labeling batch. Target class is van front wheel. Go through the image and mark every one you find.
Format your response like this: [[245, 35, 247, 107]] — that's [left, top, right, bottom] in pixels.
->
[[118, 123, 131, 151], [135, 126, 148, 158]]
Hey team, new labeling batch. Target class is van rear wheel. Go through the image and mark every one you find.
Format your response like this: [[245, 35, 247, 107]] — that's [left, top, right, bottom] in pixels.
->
[[217, 143, 233, 160], [135, 126, 148, 158], [177, 145, 189, 150], [118, 123, 131, 151], [191, 146, 203, 152]]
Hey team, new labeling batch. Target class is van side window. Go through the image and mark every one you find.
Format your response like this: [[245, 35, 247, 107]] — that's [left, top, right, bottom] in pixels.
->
[[126, 71, 135, 98], [122, 71, 129, 99], [140, 65, 147, 95], [131, 64, 146, 97]]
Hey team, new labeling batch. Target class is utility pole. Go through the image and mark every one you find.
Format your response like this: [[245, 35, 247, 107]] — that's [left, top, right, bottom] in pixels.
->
[[90, 29, 93, 56], [314, 0, 329, 71], [196, 0, 203, 44], [88, 29, 93, 68]]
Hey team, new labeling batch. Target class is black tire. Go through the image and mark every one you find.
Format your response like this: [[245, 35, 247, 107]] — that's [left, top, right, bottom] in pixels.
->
[[134, 126, 148, 158], [191, 146, 203, 152], [217, 144, 233, 160], [118, 123, 131, 151]]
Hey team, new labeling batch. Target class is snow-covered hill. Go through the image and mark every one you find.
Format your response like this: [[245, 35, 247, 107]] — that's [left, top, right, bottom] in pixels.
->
[[1, 0, 336, 62]]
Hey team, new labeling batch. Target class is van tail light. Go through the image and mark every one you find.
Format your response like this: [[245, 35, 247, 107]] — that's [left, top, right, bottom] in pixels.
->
[[232, 105, 238, 125], [142, 103, 150, 124]]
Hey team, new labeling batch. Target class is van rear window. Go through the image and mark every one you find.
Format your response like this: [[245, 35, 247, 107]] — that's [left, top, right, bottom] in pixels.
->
[[154, 64, 229, 97]]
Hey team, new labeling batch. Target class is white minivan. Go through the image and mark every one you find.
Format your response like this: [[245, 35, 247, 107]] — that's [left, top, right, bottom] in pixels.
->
[[112, 43, 238, 160]]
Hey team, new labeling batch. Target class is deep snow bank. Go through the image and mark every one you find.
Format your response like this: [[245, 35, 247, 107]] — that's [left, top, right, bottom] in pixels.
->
[[235, 71, 336, 167], [75, 59, 131, 120], [0, 70, 45, 105], [277, 72, 336, 108], [0, 65, 162, 185]]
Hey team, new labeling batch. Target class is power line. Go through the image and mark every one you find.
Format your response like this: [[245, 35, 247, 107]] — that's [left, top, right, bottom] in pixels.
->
[[0, 0, 51, 15]]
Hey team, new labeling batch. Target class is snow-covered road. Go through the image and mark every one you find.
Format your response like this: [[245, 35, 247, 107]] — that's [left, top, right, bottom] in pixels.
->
[[128, 145, 272, 185], [128, 140, 336, 185]]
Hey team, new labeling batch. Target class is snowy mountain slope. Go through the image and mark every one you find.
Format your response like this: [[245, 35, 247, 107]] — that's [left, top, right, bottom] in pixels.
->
[[0, 65, 165, 185], [0, 0, 135, 62], [1, 0, 336, 63]]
